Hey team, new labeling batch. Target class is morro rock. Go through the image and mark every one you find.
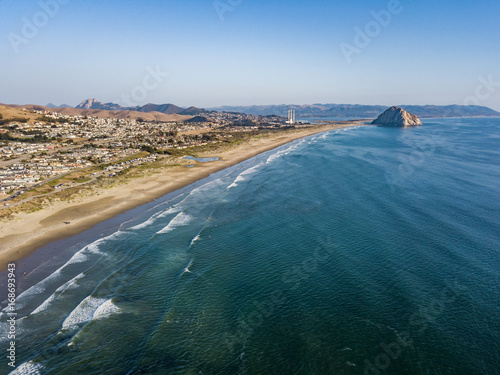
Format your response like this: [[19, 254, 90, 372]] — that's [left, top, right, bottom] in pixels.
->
[[371, 106, 422, 127]]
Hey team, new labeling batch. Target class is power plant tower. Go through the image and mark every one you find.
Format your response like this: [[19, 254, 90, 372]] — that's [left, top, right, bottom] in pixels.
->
[[287, 109, 296, 124]]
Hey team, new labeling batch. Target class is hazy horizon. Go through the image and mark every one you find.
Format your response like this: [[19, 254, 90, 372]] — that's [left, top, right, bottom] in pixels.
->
[[1, 0, 499, 111], [7, 100, 500, 113]]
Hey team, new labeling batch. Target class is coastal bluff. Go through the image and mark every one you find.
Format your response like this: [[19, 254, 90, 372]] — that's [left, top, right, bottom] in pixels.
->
[[371, 106, 422, 127]]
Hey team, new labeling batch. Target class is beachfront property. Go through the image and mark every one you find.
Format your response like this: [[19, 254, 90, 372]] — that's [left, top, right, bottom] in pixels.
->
[[0, 108, 289, 199]]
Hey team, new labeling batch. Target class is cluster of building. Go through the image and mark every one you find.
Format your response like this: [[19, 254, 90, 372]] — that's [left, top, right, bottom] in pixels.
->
[[0, 143, 140, 195], [0, 142, 61, 160], [205, 111, 284, 126], [0, 108, 290, 199]]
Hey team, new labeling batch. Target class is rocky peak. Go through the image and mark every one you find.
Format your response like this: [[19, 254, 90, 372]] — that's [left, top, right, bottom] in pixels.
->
[[76, 99, 122, 110], [76, 98, 101, 109], [371, 106, 422, 127]]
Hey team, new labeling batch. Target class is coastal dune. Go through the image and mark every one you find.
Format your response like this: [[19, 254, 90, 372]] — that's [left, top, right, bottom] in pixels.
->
[[0, 124, 357, 270]]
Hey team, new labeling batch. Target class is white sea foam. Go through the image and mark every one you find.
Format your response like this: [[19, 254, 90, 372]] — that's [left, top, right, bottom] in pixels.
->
[[155, 181, 221, 218], [181, 259, 194, 275], [10, 231, 120, 311], [241, 163, 263, 176], [190, 234, 201, 247], [156, 212, 193, 234], [190, 180, 221, 198], [128, 210, 165, 230], [265, 153, 280, 164], [30, 273, 85, 315], [11, 269, 62, 311], [141, 177, 230, 235], [8, 361, 43, 375], [227, 163, 263, 189], [62, 296, 108, 330], [227, 175, 246, 189], [157, 205, 183, 218], [92, 299, 121, 321], [65, 234, 114, 266], [177, 181, 215, 203], [0, 317, 25, 344], [30, 295, 56, 316], [96, 230, 125, 244], [265, 141, 303, 164]]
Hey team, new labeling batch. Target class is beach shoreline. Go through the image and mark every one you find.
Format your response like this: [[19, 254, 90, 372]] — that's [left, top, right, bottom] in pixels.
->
[[0, 123, 359, 270]]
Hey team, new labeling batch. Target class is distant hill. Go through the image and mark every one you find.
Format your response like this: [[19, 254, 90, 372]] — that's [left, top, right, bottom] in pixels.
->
[[3, 103, 194, 122], [184, 116, 209, 123], [2, 99, 209, 122], [134, 103, 184, 114], [46, 103, 73, 109], [210, 104, 500, 118], [401, 105, 500, 118], [210, 104, 385, 118], [76, 99, 122, 110], [179, 106, 210, 116], [73, 99, 209, 117], [0, 105, 43, 123]]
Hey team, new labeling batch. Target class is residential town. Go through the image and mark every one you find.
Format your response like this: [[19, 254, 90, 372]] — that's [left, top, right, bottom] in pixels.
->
[[0, 108, 289, 200]]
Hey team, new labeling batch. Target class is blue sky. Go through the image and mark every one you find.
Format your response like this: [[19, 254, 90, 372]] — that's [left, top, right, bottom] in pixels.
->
[[1, 0, 499, 110]]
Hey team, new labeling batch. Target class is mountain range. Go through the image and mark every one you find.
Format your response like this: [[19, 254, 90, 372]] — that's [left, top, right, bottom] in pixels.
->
[[46, 103, 73, 109], [209, 104, 500, 118], [73, 99, 208, 116], [4, 103, 194, 122], [9, 99, 500, 121]]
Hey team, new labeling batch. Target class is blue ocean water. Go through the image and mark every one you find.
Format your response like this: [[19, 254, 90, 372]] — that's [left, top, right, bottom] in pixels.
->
[[1, 118, 500, 374]]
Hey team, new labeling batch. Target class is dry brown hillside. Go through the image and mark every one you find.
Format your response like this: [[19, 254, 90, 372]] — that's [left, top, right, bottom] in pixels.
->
[[1, 104, 193, 122], [0, 105, 42, 122]]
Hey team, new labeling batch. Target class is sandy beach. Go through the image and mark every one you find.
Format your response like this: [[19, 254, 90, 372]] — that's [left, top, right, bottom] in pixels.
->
[[0, 124, 357, 270]]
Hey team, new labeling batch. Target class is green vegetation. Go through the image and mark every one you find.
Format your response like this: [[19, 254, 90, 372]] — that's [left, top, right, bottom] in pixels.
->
[[140, 145, 157, 153], [21, 129, 43, 136], [1, 117, 29, 124], [74, 177, 92, 183], [0, 132, 54, 143], [48, 179, 62, 187], [36, 115, 68, 124]]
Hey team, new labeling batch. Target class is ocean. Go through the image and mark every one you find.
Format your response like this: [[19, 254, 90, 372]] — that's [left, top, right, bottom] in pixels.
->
[[1, 118, 499, 374]]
